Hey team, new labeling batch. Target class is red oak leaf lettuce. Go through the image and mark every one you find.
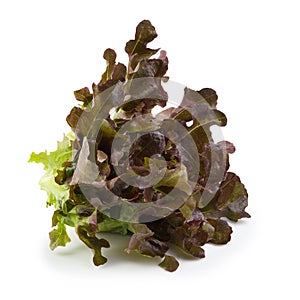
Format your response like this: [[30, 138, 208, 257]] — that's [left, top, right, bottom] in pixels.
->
[[29, 20, 250, 272]]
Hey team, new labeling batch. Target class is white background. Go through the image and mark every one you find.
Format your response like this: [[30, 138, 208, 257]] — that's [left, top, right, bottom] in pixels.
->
[[1, 0, 299, 299]]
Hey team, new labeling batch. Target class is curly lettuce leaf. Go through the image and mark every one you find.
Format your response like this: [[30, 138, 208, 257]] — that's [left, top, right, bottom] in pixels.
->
[[29, 133, 74, 208], [77, 225, 110, 266], [30, 20, 250, 272], [202, 172, 250, 221], [49, 222, 71, 250]]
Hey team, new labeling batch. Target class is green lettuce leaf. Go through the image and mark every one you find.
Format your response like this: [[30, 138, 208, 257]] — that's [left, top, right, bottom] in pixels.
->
[[29, 133, 74, 208], [49, 222, 71, 250]]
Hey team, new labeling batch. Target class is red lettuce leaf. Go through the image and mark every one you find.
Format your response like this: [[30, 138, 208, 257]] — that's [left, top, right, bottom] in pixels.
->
[[30, 19, 250, 272]]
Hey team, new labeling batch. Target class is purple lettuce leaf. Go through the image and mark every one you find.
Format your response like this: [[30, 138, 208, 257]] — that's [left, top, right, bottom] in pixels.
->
[[30, 19, 250, 272]]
